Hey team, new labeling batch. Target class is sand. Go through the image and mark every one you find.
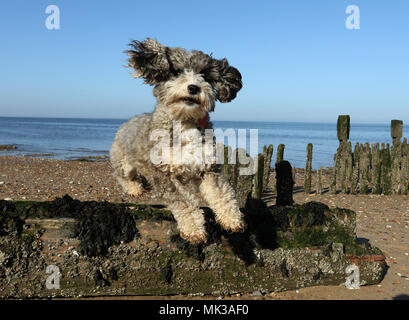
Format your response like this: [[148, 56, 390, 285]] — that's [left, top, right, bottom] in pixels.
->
[[0, 155, 408, 300]]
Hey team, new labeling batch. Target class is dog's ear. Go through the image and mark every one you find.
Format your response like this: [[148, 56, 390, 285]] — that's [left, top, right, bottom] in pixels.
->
[[125, 38, 172, 85], [214, 58, 242, 103]]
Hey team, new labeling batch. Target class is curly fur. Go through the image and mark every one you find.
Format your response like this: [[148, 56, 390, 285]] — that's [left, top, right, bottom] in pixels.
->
[[110, 38, 244, 243]]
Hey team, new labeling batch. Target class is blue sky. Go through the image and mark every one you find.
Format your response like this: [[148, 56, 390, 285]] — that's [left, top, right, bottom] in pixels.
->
[[0, 0, 408, 123]]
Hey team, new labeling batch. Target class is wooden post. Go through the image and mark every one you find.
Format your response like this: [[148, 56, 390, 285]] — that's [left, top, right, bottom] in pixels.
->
[[222, 145, 233, 180], [337, 115, 350, 142], [275, 160, 294, 206], [262, 144, 274, 191], [401, 142, 409, 195], [371, 143, 381, 194], [359, 144, 370, 195], [276, 144, 285, 164], [391, 120, 403, 146], [329, 154, 338, 195], [340, 142, 352, 194], [221, 146, 254, 208], [346, 142, 353, 194], [333, 115, 351, 195], [390, 120, 403, 194], [252, 153, 265, 200], [391, 143, 402, 194], [316, 167, 323, 195], [365, 142, 373, 186], [273, 144, 285, 195], [380, 144, 392, 195], [350, 143, 360, 195], [304, 143, 313, 194]]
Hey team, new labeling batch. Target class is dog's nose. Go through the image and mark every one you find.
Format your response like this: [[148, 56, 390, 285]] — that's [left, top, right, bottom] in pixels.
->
[[187, 84, 201, 95]]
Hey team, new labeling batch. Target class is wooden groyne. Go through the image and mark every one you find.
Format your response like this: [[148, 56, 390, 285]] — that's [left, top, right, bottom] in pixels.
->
[[269, 116, 408, 195], [331, 116, 408, 195]]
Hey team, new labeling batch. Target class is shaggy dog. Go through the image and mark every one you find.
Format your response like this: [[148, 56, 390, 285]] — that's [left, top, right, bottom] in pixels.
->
[[110, 38, 244, 243]]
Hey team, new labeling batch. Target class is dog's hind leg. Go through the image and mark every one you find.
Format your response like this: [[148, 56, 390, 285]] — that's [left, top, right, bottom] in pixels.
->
[[110, 141, 146, 198], [199, 173, 245, 233], [167, 201, 207, 244]]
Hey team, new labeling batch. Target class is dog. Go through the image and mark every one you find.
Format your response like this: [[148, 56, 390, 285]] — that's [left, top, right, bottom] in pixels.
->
[[110, 38, 244, 243]]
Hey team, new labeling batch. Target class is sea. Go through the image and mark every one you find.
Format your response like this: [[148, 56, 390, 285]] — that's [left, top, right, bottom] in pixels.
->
[[0, 117, 406, 170]]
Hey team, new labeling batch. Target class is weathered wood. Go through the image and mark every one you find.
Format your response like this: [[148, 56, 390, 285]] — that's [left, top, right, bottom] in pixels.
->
[[330, 117, 347, 195], [271, 170, 277, 194], [275, 161, 294, 206], [337, 115, 350, 142], [339, 142, 352, 194], [316, 167, 323, 195], [359, 144, 370, 195], [350, 143, 360, 195], [331, 117, 407, 195], [304, 143, 313, 194], [329, 160, 337, 195], [391, 120, 403, 146], [401, 143, 409, 195], [221, 146, 254, 208], [222, 145, 233, 180], [380, 144, 392, 195], [262, 144, 274, 192], [276, 144, 285, 164], [346, 142, 353, 194], [391, 144, 402, 194], [371, 143, 381, 194], [252, 154, 265, 200]]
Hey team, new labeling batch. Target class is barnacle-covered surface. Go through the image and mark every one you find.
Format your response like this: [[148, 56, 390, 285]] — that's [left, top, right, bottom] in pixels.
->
[[0, 196, 386, 298]]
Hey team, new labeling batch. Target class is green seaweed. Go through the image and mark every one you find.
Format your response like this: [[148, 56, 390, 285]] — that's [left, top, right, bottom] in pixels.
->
[[270, 202, 379, 256]]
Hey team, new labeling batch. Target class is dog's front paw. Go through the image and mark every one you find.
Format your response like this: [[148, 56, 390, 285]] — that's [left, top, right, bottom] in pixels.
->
[[180, 230, 207, 244], [217, 212, 246, 233], [129, 189, 143, 199], [227, 219, 246, 233], [119, 178, 145, 199]]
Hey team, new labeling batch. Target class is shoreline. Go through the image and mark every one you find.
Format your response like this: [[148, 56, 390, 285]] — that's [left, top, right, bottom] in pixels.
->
[[0, 155, 408, 300], [0, 146, 110, 162]]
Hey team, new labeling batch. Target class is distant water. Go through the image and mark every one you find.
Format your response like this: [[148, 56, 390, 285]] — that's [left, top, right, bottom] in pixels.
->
[[0, 117, 406, 169]]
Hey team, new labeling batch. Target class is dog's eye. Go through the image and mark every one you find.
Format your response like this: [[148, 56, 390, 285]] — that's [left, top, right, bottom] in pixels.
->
[[200, 69, 217, 83], [198, 71, 210, 83]]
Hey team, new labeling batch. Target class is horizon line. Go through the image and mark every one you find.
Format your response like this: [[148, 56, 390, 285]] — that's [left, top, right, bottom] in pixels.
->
[[0, 115, 404, 126]]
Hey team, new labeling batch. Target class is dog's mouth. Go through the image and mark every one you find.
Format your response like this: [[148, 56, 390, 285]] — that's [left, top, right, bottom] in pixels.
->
[[179, 96, 201, 106]]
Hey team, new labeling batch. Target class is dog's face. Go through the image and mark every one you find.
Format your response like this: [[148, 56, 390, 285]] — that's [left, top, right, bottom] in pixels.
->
[[126, 38, 242, 121], [152, 69, 215, 121]]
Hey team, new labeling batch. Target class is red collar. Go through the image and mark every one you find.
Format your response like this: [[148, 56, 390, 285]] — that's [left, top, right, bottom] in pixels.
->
[[197, 112, 209, 129]]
